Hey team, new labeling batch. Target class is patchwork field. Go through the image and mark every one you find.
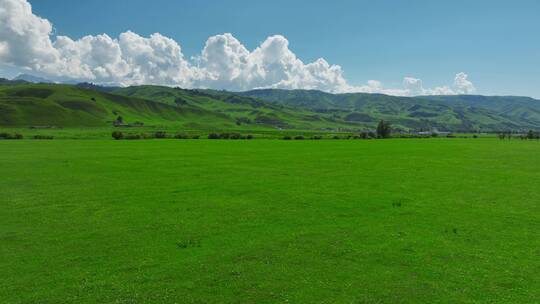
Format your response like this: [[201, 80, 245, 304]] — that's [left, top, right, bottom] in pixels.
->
[[1, 139, 539, 303]]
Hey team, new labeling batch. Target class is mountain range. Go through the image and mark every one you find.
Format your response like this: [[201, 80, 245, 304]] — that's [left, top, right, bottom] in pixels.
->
[[1, 77, 539, 132]]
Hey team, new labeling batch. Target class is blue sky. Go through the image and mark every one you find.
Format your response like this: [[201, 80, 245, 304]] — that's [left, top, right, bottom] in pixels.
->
[[1, 0, 539, 97]]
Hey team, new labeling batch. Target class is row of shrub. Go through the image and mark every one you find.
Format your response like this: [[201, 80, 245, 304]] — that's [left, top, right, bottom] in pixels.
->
[[280, 133, 482, 140], [32, 135, 54, 140], [284, 135, 374, 140], [0, 133, 54, 140], [498, 130, 540, 140], [208, 133, 254, 140], [0, 132, 24, 140], [283, 135, 319, 140], [283, 132, 384, 140], [393, 134, 477, 139], [112, 131, 201, 140], [112, 131, 256, 140]]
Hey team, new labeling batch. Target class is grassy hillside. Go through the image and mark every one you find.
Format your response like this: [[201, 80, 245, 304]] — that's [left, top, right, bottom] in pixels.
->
[[419, 95, 540, 128], [2, 80, 540, 132], [113, 85, 357, 130], [2, 139, 539, 303], [0, 82, 359, 131], [0, 83, 234, 128], [240, 89, 540, 131]]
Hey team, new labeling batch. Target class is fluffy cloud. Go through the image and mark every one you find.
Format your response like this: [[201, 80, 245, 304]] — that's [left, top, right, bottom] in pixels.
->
[[425, 73, 476, 95], [453, 72, 475, 94], [403, 77, 425, 96], [0, 0, 476, 96], [0, 0, 59, 70], [197, 34, 349, 92]]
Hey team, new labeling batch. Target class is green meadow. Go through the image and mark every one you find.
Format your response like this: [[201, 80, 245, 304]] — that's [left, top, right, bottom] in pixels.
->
[[1, 138, 539, 303]]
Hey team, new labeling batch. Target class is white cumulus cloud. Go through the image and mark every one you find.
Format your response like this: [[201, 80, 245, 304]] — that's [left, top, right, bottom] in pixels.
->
[[0, 0, 476, 96], [0, 0, 60, 71], [196, 33, 350, 92], [453, 72, 475, 94]]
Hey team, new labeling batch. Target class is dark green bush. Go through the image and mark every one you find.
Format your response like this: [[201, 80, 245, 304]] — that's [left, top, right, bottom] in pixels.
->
[[0, 132, 23, 140], [294, 135, 305, 140], [282, 135, 292, 140], [208, 133, 220, 139], [154, 131, 168, 139], [246, 135, 254, 140], [175, 133, 190, 139], [311, 135, 322, 140], [229, 133, 242, 140], [191, 135, 200, 139], [112, 131, 123, 140], [33, 135, 54, 140]]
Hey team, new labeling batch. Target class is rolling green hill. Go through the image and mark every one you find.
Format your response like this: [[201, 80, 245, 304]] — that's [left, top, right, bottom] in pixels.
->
[[418, 95, 540, 128], [112, 85, 355, 130], [0, 82, 357, 131], [240, 89, 540, 131], [2, 79, 540, 132], [0, 83, 233, 128]]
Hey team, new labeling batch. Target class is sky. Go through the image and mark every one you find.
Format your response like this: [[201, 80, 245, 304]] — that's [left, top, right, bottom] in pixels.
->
[[1, 0, 539, 97]]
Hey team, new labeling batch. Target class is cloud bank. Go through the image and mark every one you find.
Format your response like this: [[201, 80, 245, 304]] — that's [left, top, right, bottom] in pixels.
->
[[0, 0, 476, 96]]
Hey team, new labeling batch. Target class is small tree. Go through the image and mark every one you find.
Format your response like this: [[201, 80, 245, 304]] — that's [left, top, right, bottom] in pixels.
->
[[376, 120, 392, 138], [527, 130, 535, 140], [116, 116, 123, 124]]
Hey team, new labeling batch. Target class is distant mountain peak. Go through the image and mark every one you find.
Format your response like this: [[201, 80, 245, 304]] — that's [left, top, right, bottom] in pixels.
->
[[13, 74, 54, 84], [76, 82, 119, 93]]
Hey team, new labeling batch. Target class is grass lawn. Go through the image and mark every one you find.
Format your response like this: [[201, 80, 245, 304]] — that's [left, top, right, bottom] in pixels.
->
[[1, 139, 539, 303]]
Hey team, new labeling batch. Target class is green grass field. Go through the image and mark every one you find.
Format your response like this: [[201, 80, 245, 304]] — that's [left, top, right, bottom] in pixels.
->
[[1, 139, 539, 303]]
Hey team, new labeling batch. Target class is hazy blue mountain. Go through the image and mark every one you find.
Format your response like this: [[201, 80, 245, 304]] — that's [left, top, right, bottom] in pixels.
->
[[13, 74, 54, 84]]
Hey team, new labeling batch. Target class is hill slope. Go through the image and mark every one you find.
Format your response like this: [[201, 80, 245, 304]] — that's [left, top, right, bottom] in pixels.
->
[[0, 83, 233, 128], [418, 95, 540, 129], [112, 85, 356, 130], [2, 81, 540, 132], [0, 83, 356, 130], [240, 89, 540, 131]]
